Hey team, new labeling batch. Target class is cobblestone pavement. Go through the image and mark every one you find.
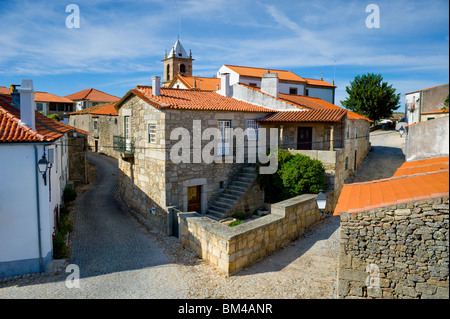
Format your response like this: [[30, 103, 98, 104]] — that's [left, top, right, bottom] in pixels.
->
[[0, 132, 404, 299]]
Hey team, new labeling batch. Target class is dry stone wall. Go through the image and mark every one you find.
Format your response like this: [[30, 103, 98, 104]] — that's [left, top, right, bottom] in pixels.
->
[[338, 196, 449, 299]]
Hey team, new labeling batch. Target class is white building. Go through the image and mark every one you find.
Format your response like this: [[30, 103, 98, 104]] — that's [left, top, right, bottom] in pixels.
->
[[0, 79, 81, 277], [215, 64, 336, 104]]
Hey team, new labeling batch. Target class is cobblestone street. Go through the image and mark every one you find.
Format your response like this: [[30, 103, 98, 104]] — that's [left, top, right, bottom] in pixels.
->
[[0, 131, 405, 299]]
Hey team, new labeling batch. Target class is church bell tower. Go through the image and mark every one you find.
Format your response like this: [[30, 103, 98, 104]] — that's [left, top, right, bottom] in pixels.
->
[[162, 39, 194, 87]]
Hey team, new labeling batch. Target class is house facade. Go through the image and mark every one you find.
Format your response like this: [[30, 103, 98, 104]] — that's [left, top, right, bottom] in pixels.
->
[[64, 88, 120, 112], [0, 80, 87, 277], [114, 70, 370, 234], [69, 102, 120, 158]]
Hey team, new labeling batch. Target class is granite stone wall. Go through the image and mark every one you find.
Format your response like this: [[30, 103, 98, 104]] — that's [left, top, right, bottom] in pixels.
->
[[338, 196, 449, 299]]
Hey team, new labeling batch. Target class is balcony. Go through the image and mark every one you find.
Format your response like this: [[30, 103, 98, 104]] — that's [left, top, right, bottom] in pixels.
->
[[113, 135, 134, 158]]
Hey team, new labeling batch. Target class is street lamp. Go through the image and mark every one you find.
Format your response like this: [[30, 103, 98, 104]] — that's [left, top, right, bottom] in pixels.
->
[[37, 153, 51, 186], [315, 189, 328, 215]]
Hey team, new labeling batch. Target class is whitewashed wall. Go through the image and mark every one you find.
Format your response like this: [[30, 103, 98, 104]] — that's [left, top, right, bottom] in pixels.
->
[[0, 140, 67, 277]]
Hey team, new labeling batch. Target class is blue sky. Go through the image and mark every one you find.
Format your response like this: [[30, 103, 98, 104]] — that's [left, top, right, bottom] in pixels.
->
[[0, 0, 448, 111]]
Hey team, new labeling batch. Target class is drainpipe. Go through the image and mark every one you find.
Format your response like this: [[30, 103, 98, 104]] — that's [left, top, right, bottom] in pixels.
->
[[34, 145, 44, 272]]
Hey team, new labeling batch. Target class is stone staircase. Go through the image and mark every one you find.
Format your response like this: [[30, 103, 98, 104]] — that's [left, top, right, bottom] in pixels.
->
[[206, 166, 258, 220]]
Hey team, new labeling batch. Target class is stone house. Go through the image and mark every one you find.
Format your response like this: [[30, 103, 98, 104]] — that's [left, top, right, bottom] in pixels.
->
[[64, 88, 120, 112], [334, 156, 449, 299], [69, 102, 120, 158], [114, 71, 370, 234], [0, 79, 88, 278]]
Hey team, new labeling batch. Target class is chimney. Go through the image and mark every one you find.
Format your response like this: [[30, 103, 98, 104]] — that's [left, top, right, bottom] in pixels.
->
[[152, 76, 161, 96], [18, 79, 36, 130], [219, 73, 231, 97], [261, 72, 279, 98]]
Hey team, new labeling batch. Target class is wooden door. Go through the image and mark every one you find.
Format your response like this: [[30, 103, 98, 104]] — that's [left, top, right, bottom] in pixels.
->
[[187, 185, 202, 213], [297, 127, 312, 150]]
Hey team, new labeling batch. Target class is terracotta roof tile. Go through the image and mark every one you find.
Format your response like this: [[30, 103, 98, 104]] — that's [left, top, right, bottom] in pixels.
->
[[1, 87, 75, 104], [0, 96, 87, 143], [64, 88, 120, 102], [334, 156, 450, 215], [303, 78, 336, 88], [224, 65, 306, 83], [69, 102, 118, 116], [129, 86, 272, 112], [257, 108, 346, 123], [169, 75, 221, 91], [278, 93, 371, 121]]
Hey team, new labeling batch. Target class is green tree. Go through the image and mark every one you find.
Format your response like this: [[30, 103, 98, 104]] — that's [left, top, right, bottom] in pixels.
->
[[444, 95, 449, 109], [341, 73, 401, 123]]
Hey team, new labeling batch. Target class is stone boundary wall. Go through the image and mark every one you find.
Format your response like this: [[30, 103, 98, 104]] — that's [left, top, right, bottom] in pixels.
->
[[179, 192, 335, 275], [338, 196, 449, 299]]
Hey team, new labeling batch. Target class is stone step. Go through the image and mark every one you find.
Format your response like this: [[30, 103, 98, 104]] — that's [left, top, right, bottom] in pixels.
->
[[206, 209, 225, 219]]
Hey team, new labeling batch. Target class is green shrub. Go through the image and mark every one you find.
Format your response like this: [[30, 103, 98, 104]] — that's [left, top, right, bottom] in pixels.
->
[[63, 187, 77, 203], [47, 113, 61, 121], [232, 212, 247, 220], [52, 228, 69, 259], [279, 154, 326, 197], [257, 148, 326, 203]]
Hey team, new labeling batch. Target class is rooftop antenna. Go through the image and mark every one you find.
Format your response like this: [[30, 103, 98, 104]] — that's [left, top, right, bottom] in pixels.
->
[[333, 59, 336, 85]]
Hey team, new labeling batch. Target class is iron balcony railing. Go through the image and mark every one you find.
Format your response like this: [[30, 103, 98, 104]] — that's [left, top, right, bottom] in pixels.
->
[[113, 135, 135, 154]]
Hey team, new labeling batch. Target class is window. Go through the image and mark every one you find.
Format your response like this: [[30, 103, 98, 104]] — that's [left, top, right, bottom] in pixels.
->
[[93, 120, 98, 130], [345, 156, 349, 170], [219, 181, 225, 190], [217, 120, 231, 156], [289, 87, 298, 95], [36, 103, 43, 112], [427, 117, 435, 121], [148, 123, 157, 144], [305, 89, 309, 96], [180, 64, 186, 73], [247, 120, 258, 141]]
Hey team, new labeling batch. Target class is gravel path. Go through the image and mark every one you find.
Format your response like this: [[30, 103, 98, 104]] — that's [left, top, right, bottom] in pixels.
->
[[0, 131, 404, 299]]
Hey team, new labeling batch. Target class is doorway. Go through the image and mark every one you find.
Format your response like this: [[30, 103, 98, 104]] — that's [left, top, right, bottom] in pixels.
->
[[297, 127, 313, 150], [94, 140, 98, 153], [187, 185, 202, 213]]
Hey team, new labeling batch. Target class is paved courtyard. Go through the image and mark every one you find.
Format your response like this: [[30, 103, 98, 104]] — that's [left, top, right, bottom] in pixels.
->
[[0, 130, 405, 299]]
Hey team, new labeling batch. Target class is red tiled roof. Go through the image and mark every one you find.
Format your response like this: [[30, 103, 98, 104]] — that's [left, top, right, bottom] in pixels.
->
[[169, 75, 221, 91], [125, 86, 273, 112], [303, 78, 336, 88], [88, 103, 118, 116], [278, 93, 371, 122], [0, 96, 87, 143], [421, 109, 449, 115], [35, 92, 74, 104], [257, 108, 346, 123], [69, 102, 118, 116], [0, 87, 75, 104], [64, 88, 120, 102], [223, 65, 306, 83], [334, 156, 450, 215]]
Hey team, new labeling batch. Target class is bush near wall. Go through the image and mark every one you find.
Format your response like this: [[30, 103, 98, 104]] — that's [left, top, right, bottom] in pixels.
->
[[257, 148, 326, 203]]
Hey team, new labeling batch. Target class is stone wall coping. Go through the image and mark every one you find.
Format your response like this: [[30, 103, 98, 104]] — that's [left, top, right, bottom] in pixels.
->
[[179, 193, 326, 241], [180, 212, 283, 241]]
